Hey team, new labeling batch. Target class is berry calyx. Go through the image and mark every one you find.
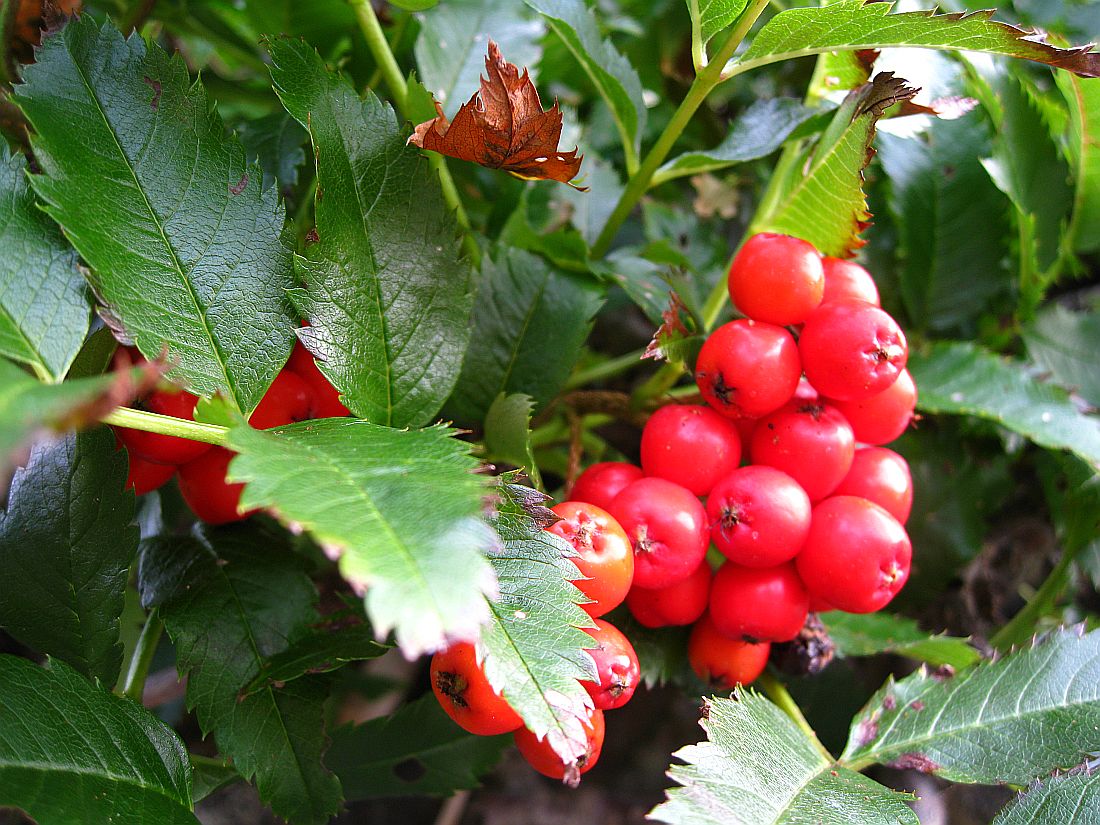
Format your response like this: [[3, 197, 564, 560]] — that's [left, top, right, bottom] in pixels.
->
[[706, 465, 811, 567], [430, 642, 523, 736], [547, 501, 634, 618], [798, 300, 908, 401], [695, 319, 801, 420]]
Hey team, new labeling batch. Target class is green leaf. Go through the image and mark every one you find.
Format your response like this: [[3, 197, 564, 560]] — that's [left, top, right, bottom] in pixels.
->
[[226, 418, 496, 657], [191, 759, 240, 804], [0, 428, 137, 685], [761, 73, 917, 257], [445, 247, 604, 425], [909, 341, 1100, 471], [139, 525, 341, 825], [1058, 73, 1100, 253], [0, 144, 89, 381], [654, 98, 822, 185], [819, 611, 982, 670], [13, 18, 296, 414], [993, 770, 1100, 824], [269, 37, 473, 428], [0, 655, 196, 824], [391, 0, 440, 9], [414, 0, 543, 117], [1024, 303, 1100, 408], [236, 111, 308, 192], [525, 0, 647, 164], [328, 693, 509, 799], [612, 611, 693, 689], [689, 0, 750, 48], [734, 0, 1100, 78], [650, 691, 918, 825], [841, 627, 1100, 783], [484, 392, 540, 483]]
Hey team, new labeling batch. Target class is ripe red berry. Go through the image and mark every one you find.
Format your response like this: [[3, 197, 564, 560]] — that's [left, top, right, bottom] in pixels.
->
[[249, 370, 314, 429], [688, 612, 771, 688], [430, 642, 523, 736], [833, 447, 913, 524], [514, 706, 605, 781], [640, 405, 741, 496], [728, 233, 824, 325], [547, 502, 634, 618], [798, 300, 908, 401], [607, 478, 709, 589], [114, 387, 212, 466], [287, 340, 350, 418], [124, 452, 176, 495], [581, 619, 640, 710], [626, 561, 711, 628], [796, 496, 912, 614], [706, 466, 811, 567], [709, 561, 808, 643], [569, 462, 644, 513], [821, 257, 880, 306], [178, 447, 254, 524], [695, 320, 801, 420], [749, 401, 855, 502], [828, 369, 917, 446]]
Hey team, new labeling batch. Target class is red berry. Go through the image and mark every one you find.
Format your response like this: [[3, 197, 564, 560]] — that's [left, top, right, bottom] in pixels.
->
[[430, 642, 523, 736], [287, 341, 350, 418], [707, 466, 811, 567], [607, 478, 709, 589], [728, 233, 824, 325], [821, 257, 880, 306], [178, 447, 254, 525], [828, 369, 917, 446], [626, 561, 711, 628], [547, 502, 634, 618], [796, 496, 912, 614], [249, 370, 314, 429], [749, 401, 855, 502], [695, 320, 801, 420], [124, 452, 176, 495], [688, 612, 771, 688], [798, 300, 908, 401], [640, 405, 741, 496], [581, 619, 640, 710], [114, 387, 211, 465], [709, 561, 808, 643], [569, 462, 644, 513], [515, 706, 604, 781], [833, 447, 913, 524]]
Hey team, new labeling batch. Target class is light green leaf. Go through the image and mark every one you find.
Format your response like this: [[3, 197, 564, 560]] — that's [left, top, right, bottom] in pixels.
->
[[391, 0, 440, 10], [0, 144, 89, 381], [841, 627, 1100, 784], [484, 392, 540, 484], [690, 0, 750, 48], [14, 17, 297, 414], [0, 655, 196, 824], [227, 418, 496, 658], [819, 611, 982, 670], [1024, 303, 1100, 408], [909, 341, 1100, 471], [993, 770, 1100, 824], [1059, 74, 1100, 253], [650, 691, 918, 825]]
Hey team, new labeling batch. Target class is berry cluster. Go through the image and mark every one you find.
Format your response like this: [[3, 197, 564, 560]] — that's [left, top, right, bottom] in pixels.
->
[[112, 341, 348, 521]]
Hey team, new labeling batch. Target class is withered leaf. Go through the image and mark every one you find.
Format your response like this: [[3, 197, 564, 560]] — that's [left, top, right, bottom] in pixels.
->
[[409, 40, 585, 189]]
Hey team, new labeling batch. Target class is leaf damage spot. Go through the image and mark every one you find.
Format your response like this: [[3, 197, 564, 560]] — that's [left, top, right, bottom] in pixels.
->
[[142, 76, 162, 110], [854, 716, 879, 747], [888, 752, 941, 774], [229, 173, 249, 196]]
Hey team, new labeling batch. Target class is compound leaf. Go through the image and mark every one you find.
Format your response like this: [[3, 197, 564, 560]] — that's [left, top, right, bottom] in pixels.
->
[[993, 770, 1100, 825], [689, 0, 750, 50], [820, 611, 981, 670]]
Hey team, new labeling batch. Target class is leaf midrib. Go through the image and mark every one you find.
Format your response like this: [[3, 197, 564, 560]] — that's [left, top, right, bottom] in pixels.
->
[[0, 761, 187, 808]]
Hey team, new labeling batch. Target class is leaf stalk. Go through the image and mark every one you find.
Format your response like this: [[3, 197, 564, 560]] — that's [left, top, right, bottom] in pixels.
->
[[758, 671, 834, 761], [122, 609, 164, 703], [103, 406, 230, 447]]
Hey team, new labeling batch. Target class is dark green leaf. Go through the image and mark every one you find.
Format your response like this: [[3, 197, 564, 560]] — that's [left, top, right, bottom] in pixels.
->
[[236, 111, 308, 192], [612, 611, 693, 689], [269, 37, 473, 428], [0, 144, 89, 381], [842, 627, 1100, 784], [819, 611, 982, 669], [242, 621, 388, 696], [557, 153, 623, 246], [227, 419, 496, 658], [909, 342, 1100, 470], [140, 525, 341, 825], [1023, 303, 1100, 408], [0, 428, 137, 685], [328, 693, 509, 799], [14, 17, 297, 414], [1058, 71, 1100, 253], [483, 392, 540, 483], [191, 759, 239, 803], [993, 770, 1100, 824], [446, 247, 604, 425], [595, 250, 676, 324], [0, 655, 196, 823], [650, 691, 918, 825]]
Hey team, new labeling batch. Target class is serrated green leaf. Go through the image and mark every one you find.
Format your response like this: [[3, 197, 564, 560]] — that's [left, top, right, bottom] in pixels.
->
[[138, 525, 341, 825], [242, 621, 388, 696], [0, 655, 196, 824], [0, 144, 89, 381], [654, 98, 822, 186], [909, 341, 1100, 470], [13, 18, 296, 414], [734, 0, 1100, 78], [525, 0, 647, 163], [414, 0, 543, 118], [650, 691, 918, 825], [819, 611, 981, 670], [236, 111, 308, 192], [484, 392, 540, 483], [0, 428, 137, 685], [269, 37, 473, 428], [446, 247, 604, 425], [1024, 304, 1100, 408], [226, 418, 496, 658], [328, 693, 509, 798], [689, 0, 750, 47], [842, 627, 1100, 783], [993, 770, 1100, 824], [1059, 73, 1100, 253], [762, 73, 917, 257], [191, 759, 239, 804]]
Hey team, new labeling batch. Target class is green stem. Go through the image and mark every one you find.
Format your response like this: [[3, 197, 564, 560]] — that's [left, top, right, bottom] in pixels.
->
[[104, 406, 230, 447], [631, 362, 686, 406], [989, 543, 1085, 653], [189, 753, 232, 770], [758, 671, 833, 761], [122, 609, 163, 703], [591, 0, 771, 259], [564, 348, 647, 390]]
